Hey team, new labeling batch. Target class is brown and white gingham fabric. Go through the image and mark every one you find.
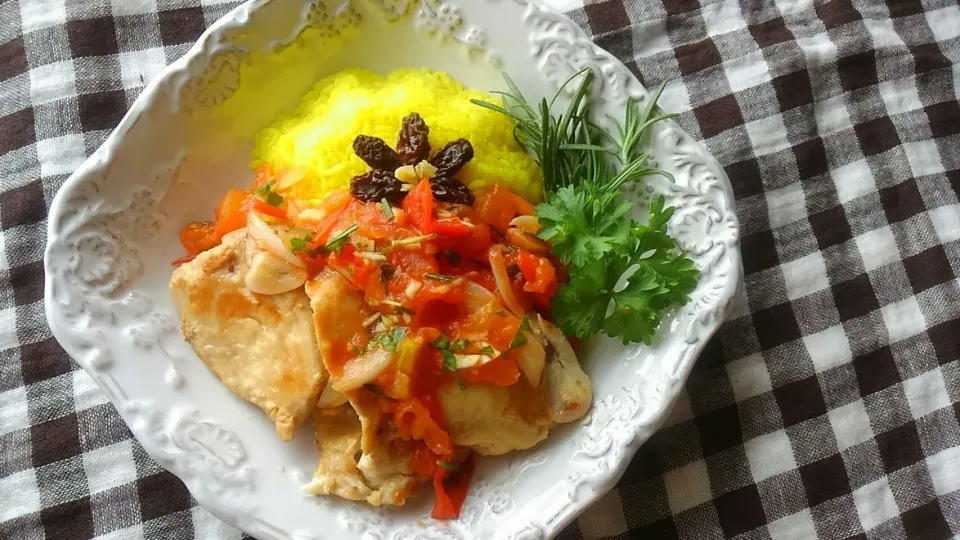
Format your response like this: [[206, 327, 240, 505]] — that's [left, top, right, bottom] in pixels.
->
[[1, 0, 959, 538]]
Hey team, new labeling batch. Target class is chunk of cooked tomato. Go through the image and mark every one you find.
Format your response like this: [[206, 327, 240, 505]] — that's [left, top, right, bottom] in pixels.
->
[[213, 189, 251, 239], [179, 222, 219, 256], [473, 184, 535, 233], [402, 179, 434, 234], [459, 355, 520, 386]]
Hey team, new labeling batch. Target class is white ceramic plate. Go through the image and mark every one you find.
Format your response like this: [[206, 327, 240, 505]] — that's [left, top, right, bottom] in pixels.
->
[[44, 1, 741, 538]]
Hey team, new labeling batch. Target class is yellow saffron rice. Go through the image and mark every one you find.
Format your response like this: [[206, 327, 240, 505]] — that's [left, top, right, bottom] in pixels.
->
[[252, 68, 542, 204]]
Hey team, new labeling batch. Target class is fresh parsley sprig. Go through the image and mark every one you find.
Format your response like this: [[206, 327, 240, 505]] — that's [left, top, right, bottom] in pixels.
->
[[473, 70, 700, 345]]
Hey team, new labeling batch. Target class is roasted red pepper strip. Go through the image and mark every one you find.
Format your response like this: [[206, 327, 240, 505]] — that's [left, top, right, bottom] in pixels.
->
[[213, 189, 250, 239], [410, 443, 440, 478], [459, 355, 520, 387], [244, 198, 288, 220], [431, 453, 476, 520], [171, 254, 198, 266], [403, 179, 434, 233], [517, 250, 557, 294], [433, 218, 471, 238], [351, 259, 378, 288], [383, 397, 453, 457]]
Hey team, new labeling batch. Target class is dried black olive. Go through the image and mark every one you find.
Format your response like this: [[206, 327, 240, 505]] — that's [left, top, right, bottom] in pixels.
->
[[353, 135, 402, 171], [430, 177, 475, 205], [350, 169, 405, 203], [396, 112, 430, 165], [429, 139, 474, 178]]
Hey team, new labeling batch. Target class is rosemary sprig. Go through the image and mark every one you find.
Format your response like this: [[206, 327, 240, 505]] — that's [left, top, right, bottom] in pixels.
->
[[470, 69, 698, 345]]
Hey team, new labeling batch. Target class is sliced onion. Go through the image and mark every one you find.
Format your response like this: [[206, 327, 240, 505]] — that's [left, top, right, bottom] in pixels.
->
[[536, 315, 591, 424], [277, 167, 307, 189], [247, 212, 304, 268], [464, 281, 495, 311], [514, 332, 546, 386], [332, 348, 393, 392], [489, 250, 525, 317], [316, 384, 348, 409]]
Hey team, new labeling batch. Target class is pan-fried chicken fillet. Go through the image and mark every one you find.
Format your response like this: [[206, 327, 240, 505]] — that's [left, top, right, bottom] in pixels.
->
[[304, 391, 422, 506], [438, 377, 552, 455], [304, 269, 372, 376], [303, 270, 422, 505], [170, 229, 326, 441], [302, 268, 590, 492], [438, 315, 592, 456], [535, 315, 591, 423]]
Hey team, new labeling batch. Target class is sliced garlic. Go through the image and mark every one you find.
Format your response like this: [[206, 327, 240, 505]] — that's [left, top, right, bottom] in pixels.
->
[[415, 160, 437, 179], [454, 354, 495, 370], [395, 165, 418, 184]]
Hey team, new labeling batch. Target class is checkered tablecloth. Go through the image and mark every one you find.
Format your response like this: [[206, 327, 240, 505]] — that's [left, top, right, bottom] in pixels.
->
[[2, 0, 959, 538]]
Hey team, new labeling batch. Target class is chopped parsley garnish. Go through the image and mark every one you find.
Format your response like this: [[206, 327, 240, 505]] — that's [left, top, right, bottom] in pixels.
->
[[289, 235, 312, 253], [425, 273, 456, 282], [479, 345, 495, 355], [254, 181, 284, 207], [432, 334, 450, 350], [441, 350, 457, 372], [509, 314, 530, 349], [450, 338, 470, 352], [432, 333, 460, 372], [509, 330, 527, 349], [370, 327, 406, 352], [519, 313, 531, 332]]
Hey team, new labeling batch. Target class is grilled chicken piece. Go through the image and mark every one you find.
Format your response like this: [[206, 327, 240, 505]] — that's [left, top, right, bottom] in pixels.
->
[[439, 314, 592, 455], [350, 389, 421, 504], [170, 229, 326, 441], [304, 270, 422, 505], [303, 403, 370, 500], [304, 391, 422, 506], [533, 315, 592, 423], [305, 269, 372, 377], [438, 376, 552, 455]]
